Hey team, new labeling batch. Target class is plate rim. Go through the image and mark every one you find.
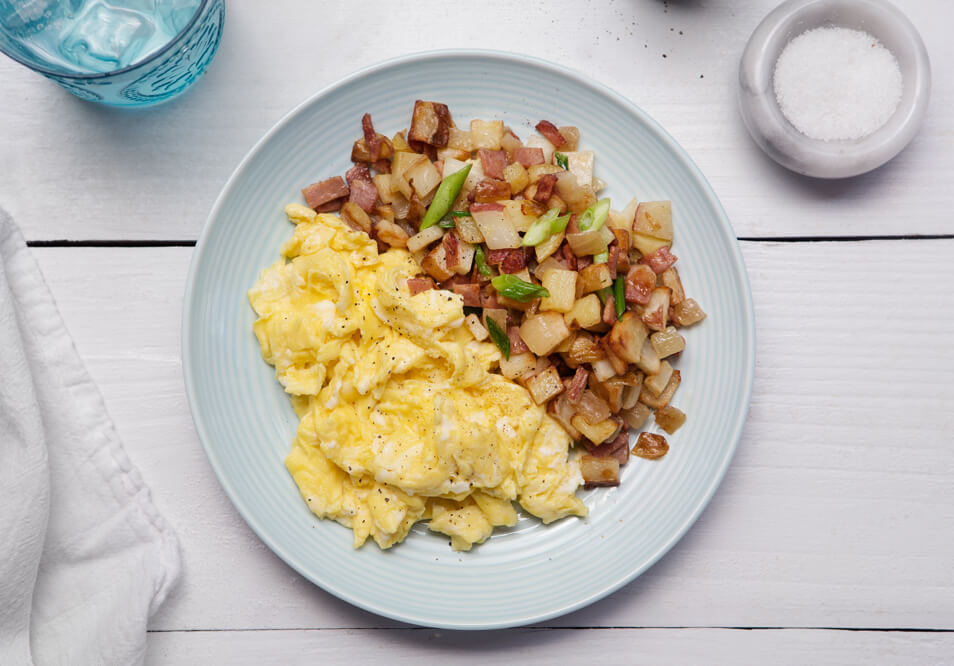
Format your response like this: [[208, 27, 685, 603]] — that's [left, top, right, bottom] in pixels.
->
[[182, 48, 756, 630]]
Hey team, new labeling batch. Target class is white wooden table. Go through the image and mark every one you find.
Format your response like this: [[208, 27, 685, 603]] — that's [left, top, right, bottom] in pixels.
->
[[3, 1, 953, 663]]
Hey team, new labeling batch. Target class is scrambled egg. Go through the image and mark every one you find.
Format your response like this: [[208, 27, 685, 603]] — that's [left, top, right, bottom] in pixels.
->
[[249, 204, 586, 550]]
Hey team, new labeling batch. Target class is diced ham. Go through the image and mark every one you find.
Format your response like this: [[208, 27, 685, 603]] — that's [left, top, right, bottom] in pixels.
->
[[576, 255, 593, 271], [566, 214, 580, 234], [480, 287, 500, 309], [499, 248, 528, 274], [451, 283, 481, 307], [346, 163, 371, 185], [314, 197, 346, 213], [639, 246, 678, 274], [602, 295, 618, 325], [478, 149, 509, 180], [513, 147, 545, 167], [485, 249, 509, 265], [585, 427, 630, 465], [372, 158, 391, 174], [348, 179, 378, 213], [561, 242, 578, 270], [442, 232, 460, 268], [508, 326, 530, 354], [362, 113, 382, 162], [302, 176, 349, 210], [407, 277, 435, 295], [607, 243, 620, 280], [470, 202, 505, 214], [534, 173, 558, 202], [535, 120, 567, 147], [566, 366, 589, 403]]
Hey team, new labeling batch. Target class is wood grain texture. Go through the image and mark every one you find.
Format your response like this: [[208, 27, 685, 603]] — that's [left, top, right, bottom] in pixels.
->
[[144, 628, 954, 665], [2, 0, 952, 241], [30, 240, 954, 635]]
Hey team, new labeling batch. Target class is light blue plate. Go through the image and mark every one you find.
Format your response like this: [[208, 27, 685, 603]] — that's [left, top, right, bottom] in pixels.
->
[[183, 50, 755, 629]]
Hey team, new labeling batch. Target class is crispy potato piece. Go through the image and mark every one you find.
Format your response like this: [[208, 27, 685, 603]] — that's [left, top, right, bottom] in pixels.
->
[[654, 406, 686, 434], [465, 313, 489, 341], [572, 416, 621, 446], [406, 225, 444, 253], [564, 294, 603, 330], [632, 432, 669, 459], [633, 201, 673, 241], [420, 243, 454, 282], [375, 220, 409, 248], [470, 119, 505, 150], [498, 352, 537, 380], [660, 267, 685, 306], [408, 100, 452, 147], [634, 338, 661, 376], [672, 298, 707, 327], [581, 455, 620, 488], [340, 201, 372, 233], [620, 402, 652, 430], [641, 287, 671, 332], [519, 312, 571, 356], [651, 326, 685, 359], [607, 312, 649, 364], [526, 366, 565, 405], [578, 263, 613, 294], [643, 360, 674, 397], [639, 369, 681, 409]]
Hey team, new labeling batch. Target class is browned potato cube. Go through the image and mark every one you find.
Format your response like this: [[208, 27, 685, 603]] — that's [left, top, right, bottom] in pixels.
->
[[634, 338, 661, 376], [672, 298, 707, 327], [567, 333, 605, 365], [408, 100, 452, 147], [632, 432, 669, 459], [578, 263, 613, 295], [564, 294, 603, 330], [581, 455, 620, 487], [525, 366, 565, 405], [519, 312, 571, 356], [503, 162, 530, 195], [420, 243, 454, 282], [660, 267, 685, 305], [498, 352, 537, 380], [607, 312, 649, 364], [620, 402, 652, 430], [641, 287, 671, 332], [651, 326, 686, 359], [572, 416, 621, 445], [639, 369, 681, 409], [654, 406, 686, 434], [643, 361, 674, 397], [470, 119, 505, 150], [633, 201, 673, 241]]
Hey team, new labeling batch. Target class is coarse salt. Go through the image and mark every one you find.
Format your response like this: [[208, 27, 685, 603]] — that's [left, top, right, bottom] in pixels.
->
[[773, 26, 902, 142]]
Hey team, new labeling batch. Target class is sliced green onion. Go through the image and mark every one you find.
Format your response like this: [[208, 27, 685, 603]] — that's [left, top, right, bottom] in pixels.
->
[[577, 198, 611, 232], [491, 274, 550, 302], [438, 217, 456, 229], [474, 245, 492, 276], [593, 250, 609, 264], [449, 211, 472, 217], [420, 164, 472, 230], [521, 208, 570, 247], [613, 276, 625, 319], [485, 316, 510, 360], [554, 152, 569, 170], [597, 286, 610, 304]]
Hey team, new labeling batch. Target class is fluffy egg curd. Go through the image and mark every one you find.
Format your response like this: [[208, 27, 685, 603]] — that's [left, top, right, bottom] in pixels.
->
[[248, 204, 587, 551]]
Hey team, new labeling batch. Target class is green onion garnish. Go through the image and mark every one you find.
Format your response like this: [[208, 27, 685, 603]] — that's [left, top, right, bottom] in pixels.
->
[[485, 316, 510, 360], [491, 274, 550, 302]]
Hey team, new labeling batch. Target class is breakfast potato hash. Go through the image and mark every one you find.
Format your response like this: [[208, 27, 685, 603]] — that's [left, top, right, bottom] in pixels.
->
[[251, 102, 705, 550]]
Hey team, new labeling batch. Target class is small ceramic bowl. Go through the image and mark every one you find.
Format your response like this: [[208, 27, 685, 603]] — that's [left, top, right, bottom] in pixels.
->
[[739, 0, 931, 178]]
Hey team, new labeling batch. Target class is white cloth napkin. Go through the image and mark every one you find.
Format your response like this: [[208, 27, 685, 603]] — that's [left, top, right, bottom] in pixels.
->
[[0, 209, 180, 666]]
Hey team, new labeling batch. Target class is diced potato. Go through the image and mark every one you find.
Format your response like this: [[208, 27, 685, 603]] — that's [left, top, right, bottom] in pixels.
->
[[465, 313, 489, 341], [532, 255, 564, 280], [470, 119, 505, 150], [641, 287, 671, 332], [452, 159, 484, 210], [525, 133, 556, 164], [471, 206, 521, 249], [581, 455, 620, 488], [442, 157, 468, 179], [534, 230, 565, 263], [635, 338, 661, 375], [631, 432, 669, 459], [499, 352, 536, 379], [340, 201, 372, 233], [632, 233, 671, 256], [540, 269, 577, 313], [373, 174, 394, 204], [437, 146, 471, 162], [392, 151, 427, 178], [527, 163, 563, 184], [406, 225, 444, 253], [558, 125, 580, 151], [408, 100, 451, 147], [607, 312, 649, 364], [519, 312, 571, 356], [555, 171, 597, 214], [391, 131, 411, 152], [672, 298, 707, 327], [567, 333, 604, 364], [590, 357, 616, 382], [578, 263, 613, 294], [566, 229, 607, 257], [502, 162, 530, 195], [525, 366, 565, 405], [564, 294, 603, 330], [405, 158, 441, 198], [639, 369, 681, 409], [654, 406, 686, 434], [651, 326, 686, 359], [660, 267, 685, 305], [482, 308, 508, 333], [603, 343, 629, 375], [454, 214, 484, 244], [500, 129, 523, 154], [502, 200, 537, 233], [572, 416, 621, 446], [420, 242, 454, 282], [621, 376, 643, 410], [375, 220, 409, 248], [447, 127, 473, 152], [448, 235, 476, 275], [634, 200, 673, 241], [592, 377, 627, 412], [643, 360, 674, 396], [564, 150, 594, 188], [620, 402, 652, 430]]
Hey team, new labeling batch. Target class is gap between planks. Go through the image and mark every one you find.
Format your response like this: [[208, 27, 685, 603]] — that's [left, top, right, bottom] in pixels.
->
[[24, 234, 954, 248]]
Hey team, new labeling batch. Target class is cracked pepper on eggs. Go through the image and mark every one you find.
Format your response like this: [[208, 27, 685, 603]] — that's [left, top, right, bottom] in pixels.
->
[[249, 204, 586, 550]]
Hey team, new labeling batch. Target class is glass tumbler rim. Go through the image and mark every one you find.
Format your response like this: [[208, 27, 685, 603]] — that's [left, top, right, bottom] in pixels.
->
[[0, 0, 213, 80]]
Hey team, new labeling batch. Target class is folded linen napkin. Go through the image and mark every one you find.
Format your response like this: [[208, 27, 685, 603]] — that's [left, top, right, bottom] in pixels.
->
[[0, 209, 180, 665]]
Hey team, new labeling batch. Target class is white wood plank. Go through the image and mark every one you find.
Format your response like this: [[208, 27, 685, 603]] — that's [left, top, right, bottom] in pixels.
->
[[144, 628, 954, 665], [2, 1, 952, 241], [32, 240, 954, 632]]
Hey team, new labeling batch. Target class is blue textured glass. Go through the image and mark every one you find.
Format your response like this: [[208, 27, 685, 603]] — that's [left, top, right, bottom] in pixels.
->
[[0, 0, 224, 107]]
